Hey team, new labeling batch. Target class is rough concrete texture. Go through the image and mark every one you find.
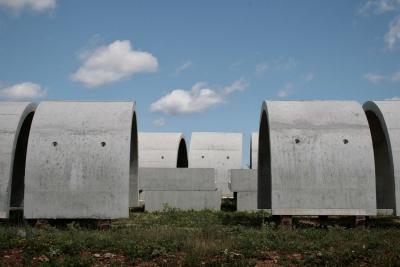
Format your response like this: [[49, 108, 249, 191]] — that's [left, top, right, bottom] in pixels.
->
[[140, 168, 221, 211], [189, 132, 242, 197], [250, 133, 258, 169], [0, 102, 36, 218], [138, 132, 188, 168], [140, 168, 216, 191], [138, 132, 188, 203], [258, 101, 377, 216], [229, 169, 258, 211], [363, 101, 400, 216], [24, 101, 138, 219]]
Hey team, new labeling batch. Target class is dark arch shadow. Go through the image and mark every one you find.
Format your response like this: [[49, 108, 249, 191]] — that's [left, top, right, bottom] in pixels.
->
[[365, 109, 396, 214], [10, 111, 35, 209], [177, 138, 188, 168], [130, 112, 139, 207], [258, 109, 271, 209]]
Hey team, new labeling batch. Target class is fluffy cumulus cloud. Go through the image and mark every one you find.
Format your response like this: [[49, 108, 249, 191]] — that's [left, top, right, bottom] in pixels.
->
[[150, 80, 249, 115], [0, 0, 56, 13], [363, 73, 386, 83], [71, 40, 158, 88], [0, 82, 46, 99], [385, 16, 400, 49]]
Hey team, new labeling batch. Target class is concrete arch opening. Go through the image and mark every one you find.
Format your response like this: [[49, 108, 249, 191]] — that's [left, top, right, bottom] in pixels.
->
[[177, 138, 188, 168], [364, 101, 397, 215], [258, 109, 271, 209], [130, 112, 139, 208], [10, 111, 35, 209]]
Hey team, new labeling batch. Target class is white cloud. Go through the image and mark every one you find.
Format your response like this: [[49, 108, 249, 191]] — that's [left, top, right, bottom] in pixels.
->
[[304, 72, 315, 82], [150, 79, 248, 115], [223, 79, 249, 95], [0, 0, 56, 13], [358, 0, 400, 15], [152, 117, 166, 127], [0, 82, 46, 99], [255, 63, 269, 75], [277, 82, 293, 98], [385, 16, 400, 49], [363, 73, 386, 83], [174, 61, 192, 75], [71, 40, 158, 88]]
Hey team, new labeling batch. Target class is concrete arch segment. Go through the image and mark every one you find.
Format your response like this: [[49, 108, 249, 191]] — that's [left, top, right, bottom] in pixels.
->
[[258, 101, 377, 216], [0, 102, 37, 218], [363, 100, 400, 216], [24, 101, 138, 219], [138, 132, 188, 168], [189, 132, 242, 197]]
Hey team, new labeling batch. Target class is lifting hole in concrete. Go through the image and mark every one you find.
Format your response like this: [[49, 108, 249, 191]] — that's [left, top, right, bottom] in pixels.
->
[[161, 156, 164, 159], [226, 156, 230, 159], [10, 112, 35, 208], [343, 139, 349, 144], [201, 155, 205, 159], [295, 138, 300, 144], [52, 141, 58, 147], [101, 141, 106, 147]]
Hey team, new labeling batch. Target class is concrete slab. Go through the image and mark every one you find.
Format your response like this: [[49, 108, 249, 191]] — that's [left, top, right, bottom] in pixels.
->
[[24, 101, 138, 219], [258, 101, 377, 216], [229, 169, 257, 192], [0, 102, 36, 218], [140, 168, 216, 191], [189, 132, 242, 197], [364, 100, 400, 216], [229, 169, 258, 211]]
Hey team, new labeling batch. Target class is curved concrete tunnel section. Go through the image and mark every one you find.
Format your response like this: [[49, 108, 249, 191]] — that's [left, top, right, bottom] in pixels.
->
[[0, 102, 36, 218], [189, 132, 242, 197], [258, 101, 377, 216], [24, 101, 138, 219], [363, 100, 400, 216], [138, 132, 188, 168]]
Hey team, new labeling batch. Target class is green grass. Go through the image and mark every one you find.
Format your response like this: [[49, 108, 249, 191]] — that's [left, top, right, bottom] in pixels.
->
[[0, 210, 400, 266]]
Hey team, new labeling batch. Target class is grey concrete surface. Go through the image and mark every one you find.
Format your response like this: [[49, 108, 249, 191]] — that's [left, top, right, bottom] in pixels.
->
[[258, 101, 377, 216], [250, 133, 258, 169], [138, 132, 188, 204], [0, 102, 36, 218], [229, 169, 258, 211], [138, 132, 188, 168], [24, 101, 138, 219], [140, 168, 216, 191], [141, 168, 220, 211], [364, 100, 400, 216], [189, 132, 242, 197]]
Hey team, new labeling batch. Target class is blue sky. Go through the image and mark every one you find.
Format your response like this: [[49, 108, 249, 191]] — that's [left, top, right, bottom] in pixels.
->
[[0, 0, 400, 166]]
